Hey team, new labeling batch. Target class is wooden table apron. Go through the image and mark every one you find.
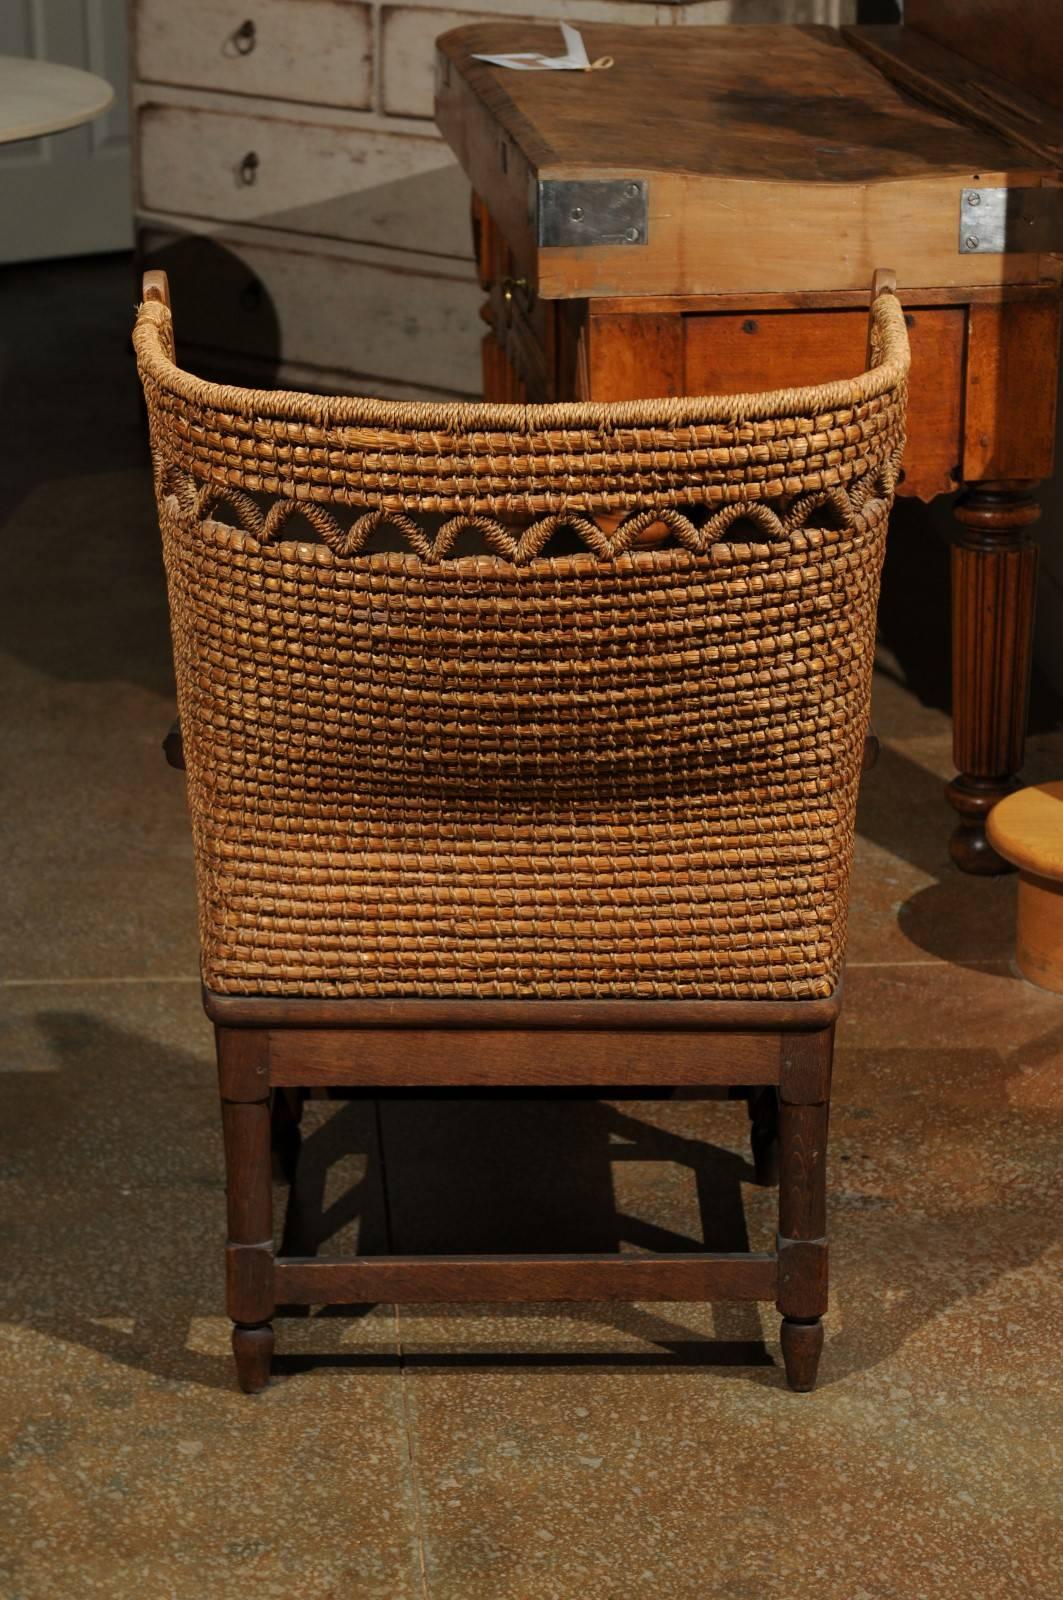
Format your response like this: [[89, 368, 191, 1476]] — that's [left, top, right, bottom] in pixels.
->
[[435, 21, 1063, 875]]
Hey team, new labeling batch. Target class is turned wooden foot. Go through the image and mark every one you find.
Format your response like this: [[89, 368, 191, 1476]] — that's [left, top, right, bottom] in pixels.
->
[[947, 484, 1039, 875], [946, 773, 1016, 875], [780, 1317, 823, 1392], [748, 1087, 780, 1187], [232, 1322, 274, 1393]]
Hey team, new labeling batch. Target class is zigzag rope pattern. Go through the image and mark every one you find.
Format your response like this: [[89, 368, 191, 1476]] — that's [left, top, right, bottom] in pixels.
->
[[161, 459, 898, 566]]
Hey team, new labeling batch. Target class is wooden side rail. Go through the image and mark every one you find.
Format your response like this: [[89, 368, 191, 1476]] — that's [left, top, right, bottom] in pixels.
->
[[274, 1252, 777, 1305], [267, 1028, 783, 1089]]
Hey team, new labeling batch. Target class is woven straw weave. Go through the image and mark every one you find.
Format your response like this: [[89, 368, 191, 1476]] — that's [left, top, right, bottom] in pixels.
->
[[134, 293, 908, 1001]]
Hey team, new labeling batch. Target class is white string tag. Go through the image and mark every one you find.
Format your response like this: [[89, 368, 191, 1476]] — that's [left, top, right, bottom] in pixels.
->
[[472, 22, 613, 73]]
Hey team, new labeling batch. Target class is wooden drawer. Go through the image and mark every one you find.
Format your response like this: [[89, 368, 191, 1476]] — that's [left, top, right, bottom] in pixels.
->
[[135, 0, 372, 111], [382, 6, 526, 119], [587, 305, 966, 502], [684, 307, 962, 503], [138, 103, 473, 258], [140, 227, 483, 397]]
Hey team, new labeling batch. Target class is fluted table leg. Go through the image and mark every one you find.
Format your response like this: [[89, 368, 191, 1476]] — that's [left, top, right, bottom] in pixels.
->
[[946, 482, 1040, 875]]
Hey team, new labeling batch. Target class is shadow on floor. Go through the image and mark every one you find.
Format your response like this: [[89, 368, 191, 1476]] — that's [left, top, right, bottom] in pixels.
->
[[855, 740, 1028, 969]]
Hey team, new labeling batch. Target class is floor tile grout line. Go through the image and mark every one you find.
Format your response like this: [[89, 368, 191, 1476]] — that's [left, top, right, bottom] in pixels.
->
[[846, 958, 1014, 969], [373, 1097, 433, 1600], [0, 976, 201, 986], [846, 959, 942, 968], [845, 958, 954, 968]]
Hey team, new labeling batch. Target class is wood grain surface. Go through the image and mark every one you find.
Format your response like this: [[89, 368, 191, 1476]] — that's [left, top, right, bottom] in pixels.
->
[[986, 782, 1063, 880], [436, 22, 1058, 297], [903, 0, 1063, 118], [274, 1252, 778, 1305]]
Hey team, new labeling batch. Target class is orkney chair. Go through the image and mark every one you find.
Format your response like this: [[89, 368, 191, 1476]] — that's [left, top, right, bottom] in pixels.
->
[[134, 269, 908, 1394]]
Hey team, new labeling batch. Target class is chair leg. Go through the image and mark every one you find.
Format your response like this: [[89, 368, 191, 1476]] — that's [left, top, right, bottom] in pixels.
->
[[271, 1086, 304, 1184], [748, 1086, 780, 1186], [231, 1322, 275, 1391], [779, 1316, 824, 1391], [777, 1028, 832, 1392], [217, 1027, 276, 1394]]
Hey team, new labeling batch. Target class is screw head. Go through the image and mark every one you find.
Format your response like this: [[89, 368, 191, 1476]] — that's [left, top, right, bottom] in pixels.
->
[[623, 226, 639, 243], [967, 191, 982, 206], [626, 183, 640, 198], [570, 205, 584, 222], [964, 234, 980, 250]]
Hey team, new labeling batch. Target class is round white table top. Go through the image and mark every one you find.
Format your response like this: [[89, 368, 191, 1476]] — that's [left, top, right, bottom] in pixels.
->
[[0, 54, 114, 145]]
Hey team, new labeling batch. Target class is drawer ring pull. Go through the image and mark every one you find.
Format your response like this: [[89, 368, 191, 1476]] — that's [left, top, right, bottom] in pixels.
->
[[239, 151, 260, 186], [233, 19, 257, 54]]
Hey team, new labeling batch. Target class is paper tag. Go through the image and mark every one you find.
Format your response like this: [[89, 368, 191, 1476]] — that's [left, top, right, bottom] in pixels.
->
[[472, 22, 611, 73]]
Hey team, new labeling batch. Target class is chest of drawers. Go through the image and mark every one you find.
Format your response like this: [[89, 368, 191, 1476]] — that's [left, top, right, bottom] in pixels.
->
[[130, 0, 849, 398]]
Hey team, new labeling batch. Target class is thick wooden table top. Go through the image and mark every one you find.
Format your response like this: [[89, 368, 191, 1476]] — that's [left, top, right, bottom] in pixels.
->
[[436, 22, 1061, 299]]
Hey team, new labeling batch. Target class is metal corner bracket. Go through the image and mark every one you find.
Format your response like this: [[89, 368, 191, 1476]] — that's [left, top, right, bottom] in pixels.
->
[[959, 186, 1063, 255], [537, 179, 648, 249]]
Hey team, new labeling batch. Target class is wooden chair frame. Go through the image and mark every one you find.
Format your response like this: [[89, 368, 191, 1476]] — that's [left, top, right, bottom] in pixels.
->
[[203, 988, 836, 1393]]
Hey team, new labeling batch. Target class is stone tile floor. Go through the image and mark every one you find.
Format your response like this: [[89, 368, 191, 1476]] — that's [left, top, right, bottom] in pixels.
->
[[1, 255, 1061, 1597]]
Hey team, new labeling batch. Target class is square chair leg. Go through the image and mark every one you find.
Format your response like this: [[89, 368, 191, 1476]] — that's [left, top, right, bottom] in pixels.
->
[[777, 1028, 832, 1391], [217, 1028, 276, 1393]]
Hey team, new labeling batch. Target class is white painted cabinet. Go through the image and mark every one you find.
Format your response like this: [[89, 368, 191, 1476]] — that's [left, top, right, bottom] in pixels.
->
[[130, 0, 852, 399], [0, 0, 132, 264]]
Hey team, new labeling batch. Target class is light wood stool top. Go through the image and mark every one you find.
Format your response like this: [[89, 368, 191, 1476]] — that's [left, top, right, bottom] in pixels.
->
[[987, 784, 1063, 881], [987, 783, 1063, 993]]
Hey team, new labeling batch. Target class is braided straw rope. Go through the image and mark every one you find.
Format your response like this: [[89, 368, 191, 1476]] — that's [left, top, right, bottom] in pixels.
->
[[135, 292, 908, 1000]]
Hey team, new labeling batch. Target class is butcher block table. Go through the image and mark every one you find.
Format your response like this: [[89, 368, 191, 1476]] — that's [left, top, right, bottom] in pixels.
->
[[435, 20, 1063, 873]]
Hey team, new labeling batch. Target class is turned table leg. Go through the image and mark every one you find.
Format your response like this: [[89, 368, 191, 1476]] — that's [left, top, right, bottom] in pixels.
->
[[946, 482, 1040, 875]]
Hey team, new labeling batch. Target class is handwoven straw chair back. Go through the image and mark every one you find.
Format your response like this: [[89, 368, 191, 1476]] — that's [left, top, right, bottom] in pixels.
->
[[134, 291, 908, 1001]]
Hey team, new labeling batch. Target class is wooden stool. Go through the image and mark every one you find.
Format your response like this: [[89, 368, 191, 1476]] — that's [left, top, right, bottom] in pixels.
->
[[986, 783, 1063, 993]]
